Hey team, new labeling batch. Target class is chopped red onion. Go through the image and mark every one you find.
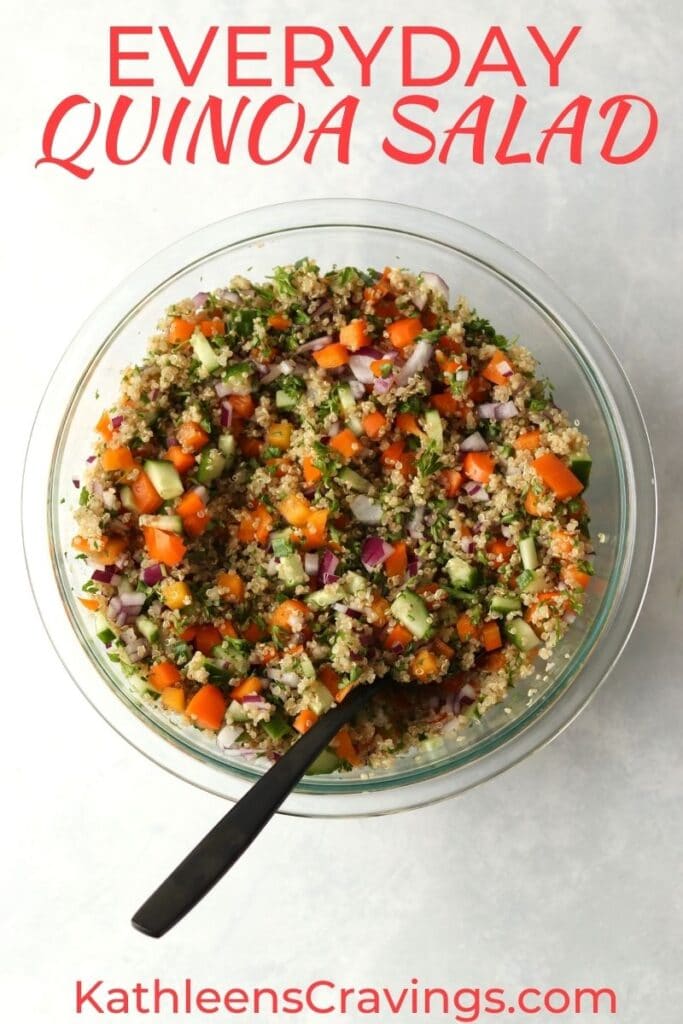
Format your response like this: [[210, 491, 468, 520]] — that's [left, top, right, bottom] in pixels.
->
[[141, 563, 164, 586], [460, 431, 489, 452], [120, 591, 146, 613], [355, 346, 387, 360], [348, 354, 377, 384], [407, 557, 420, 577], [215, 381, 231, 398], [500, 524, 512, 539], [419, 271, 450, 304], [304, 552, 319, 575], [242, 694, 267, 704], [86, 455, 96, 464], [463, 480, 489, 502], [460, 536, 475, 555], [332, 602, 348, 614], [220, 400, 233, 428], [72, 478, 80, 488], [497, 359, 514, 378], [396, 340, 433, 385], [217, 724, 241, 750], [361, 536, 394, 569], [349, 494, 383, 525], [477, 402, 500, 420], [348, 378, 366, 400], [92, 565, 116, 584], [328, 419, 341, 437], [215, 289, 239, 304], [408, 505, 425, 538], [373, 376, 395, 395], [458, 682, 477, 705], [297, 335, 333, 353], [455, 369, 469, 382], [192, 291, 210, 309], [319, 550, 339, 585], [192, 485, 209, 504], [111, 415, 123, 430], [478, 400, 518, 420]]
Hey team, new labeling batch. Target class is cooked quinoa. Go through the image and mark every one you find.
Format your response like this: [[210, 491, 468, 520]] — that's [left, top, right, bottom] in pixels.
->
[[72, 261, 594, 772]]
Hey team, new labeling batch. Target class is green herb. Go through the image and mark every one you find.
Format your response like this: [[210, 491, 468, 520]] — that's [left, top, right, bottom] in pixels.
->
[[79, 487, 90, 506], [417, 444, 443, 477]]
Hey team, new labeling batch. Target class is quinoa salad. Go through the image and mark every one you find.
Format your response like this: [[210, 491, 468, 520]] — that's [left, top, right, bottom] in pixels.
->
[[71, 262, 594, 773]]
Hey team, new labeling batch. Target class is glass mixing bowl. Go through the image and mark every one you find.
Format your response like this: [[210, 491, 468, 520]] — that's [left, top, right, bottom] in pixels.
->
[[23, 199, 656, 816]]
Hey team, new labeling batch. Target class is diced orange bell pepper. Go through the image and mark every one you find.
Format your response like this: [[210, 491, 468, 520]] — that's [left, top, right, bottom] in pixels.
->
[[168, 317, 195, 344], [463, 451, 495, 485], [143, 527, 187, 567], [482, 349, 515, 386], [149, 661, 182, 692], [313, 343, 350, 369], [186, 684, 227, 730], [339, 319, 369, 351], [293, 708, 319, 734], [386, 317, 423, 349], [531, 453, 584, 501], [177, 421, 210, 453], [101, 446, 135, 472], [329, 428, 362, 461], [362, 411, 387, 438]]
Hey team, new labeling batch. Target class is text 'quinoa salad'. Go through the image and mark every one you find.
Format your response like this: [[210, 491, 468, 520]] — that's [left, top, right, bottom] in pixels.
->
[[71, 262, 594, 773]]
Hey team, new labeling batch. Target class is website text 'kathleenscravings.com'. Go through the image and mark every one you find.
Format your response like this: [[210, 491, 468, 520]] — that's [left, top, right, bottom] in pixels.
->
[[75, 978, 618, 1021]]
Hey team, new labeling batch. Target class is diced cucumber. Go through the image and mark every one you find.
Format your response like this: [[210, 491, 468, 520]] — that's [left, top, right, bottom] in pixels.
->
[[222, 362, 253, 395], [143, 459, 184, 501], [424, 408, 443, 450], [343, 572, 367, 595], [95, 613, 115, 644], [307, 582, 344, 609], [489, 594, 522, 614], [570, 453, 592, 486], [140, 514, 184, 534], [306, 680, 335, 714], [119, 485, 137, 512], [262, 713, 291, 741], [339, 468, 370, 493], [197, 448, 226, 484], [450, 588, 480, 607], [445, 555, 479, 590], [505, 618, 540, 651], [228, 699, 249, 723], [337, 383, 357, 414], [278, 553, 307, 587], [117, 577, 133, 594], [306, 748, 341, 775], [276, 388, 298, 410], [190, 329, 220, 373], [217, 433, 236, 465], [347, 414, 364, 436], [517, 568, 547, 595], [519, 536, 538, 571], [390, 591, 433, 639], [135, 615, 159, 643], [271, 528, 293, 558]]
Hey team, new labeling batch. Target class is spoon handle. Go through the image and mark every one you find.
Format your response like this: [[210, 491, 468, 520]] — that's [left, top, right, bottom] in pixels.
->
[[131, 682, 376, 938]]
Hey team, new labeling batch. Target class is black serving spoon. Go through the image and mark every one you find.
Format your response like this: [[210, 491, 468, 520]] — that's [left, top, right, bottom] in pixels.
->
[[132, 679, 384, 938]]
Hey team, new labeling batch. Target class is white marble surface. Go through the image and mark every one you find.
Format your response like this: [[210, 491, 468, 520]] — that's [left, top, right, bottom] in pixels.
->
[[2, 1, 680, 1021]]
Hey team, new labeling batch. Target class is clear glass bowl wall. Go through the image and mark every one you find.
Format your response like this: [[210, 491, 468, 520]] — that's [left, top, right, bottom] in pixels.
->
[[25, 202, 656, 816]]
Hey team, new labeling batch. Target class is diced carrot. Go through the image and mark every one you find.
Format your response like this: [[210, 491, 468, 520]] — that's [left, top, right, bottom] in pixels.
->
[[515, 429, 542, 452], [168, 317, 195, 344], [237, 504, 273, 545], [330, 725, 361, 766], [481, 621, 503, 652], [73, 534, 128, 565], [162, 687, 186, 713], [319, 664, 341, 697], [525, 489, 550, 517], [482, 349, 516, 386], [370, 358, 394, 378], [269, 599, 311, 632], [278, 493, 311, 527], [79, 597, 99, 612], [313, 342, 350, 369], [199, 317, 225, 337], [482, 650, 506, 671], [95, 411, 114, 442], [101, 446, 135, 472], [177, 420, 210, 453], [362, 411, 387, 438], [131, 469, 163, 514], [143, 527, 187, 567], [293, 708, 319, 734], [267, 421, 293, 451], [301, 508, 329, 550], [410, 647, 441, 682], [562, 565, 592, 590], [339, 319, 369, 351], [231, 676, 263, 701], [179, 625, 197, 642], [486, 538, 515, 564], [383, 623, 413, 650], [429, 391, 463, 417], [191, 624, 222, 656], [149, 661, 182, 692], [302, 455, 323, 484], [230, 394, 255, 419], [329, 428, 362, 461], [381, 439, 415, 478], [467, 375, 491, 402], [242, 622, 265, 644], [186, 684, 227, 730], [463, 451, 495, 485], [441, 468, 464, 497], [386, 317, 423, 349], [217, 571, 246, 603], [456, 612, 479, 642], [176, 490, 204, 519], [267, 314, 292, 331], [384, 541, 408, 578], [531, 453, 584, 501], [218, 619, 239, 638], [165, 445, 196, 474], [395, 412, 423, 437]]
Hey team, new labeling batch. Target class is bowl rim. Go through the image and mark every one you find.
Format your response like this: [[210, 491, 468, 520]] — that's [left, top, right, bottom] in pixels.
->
[[22, 198, 657, 817]]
